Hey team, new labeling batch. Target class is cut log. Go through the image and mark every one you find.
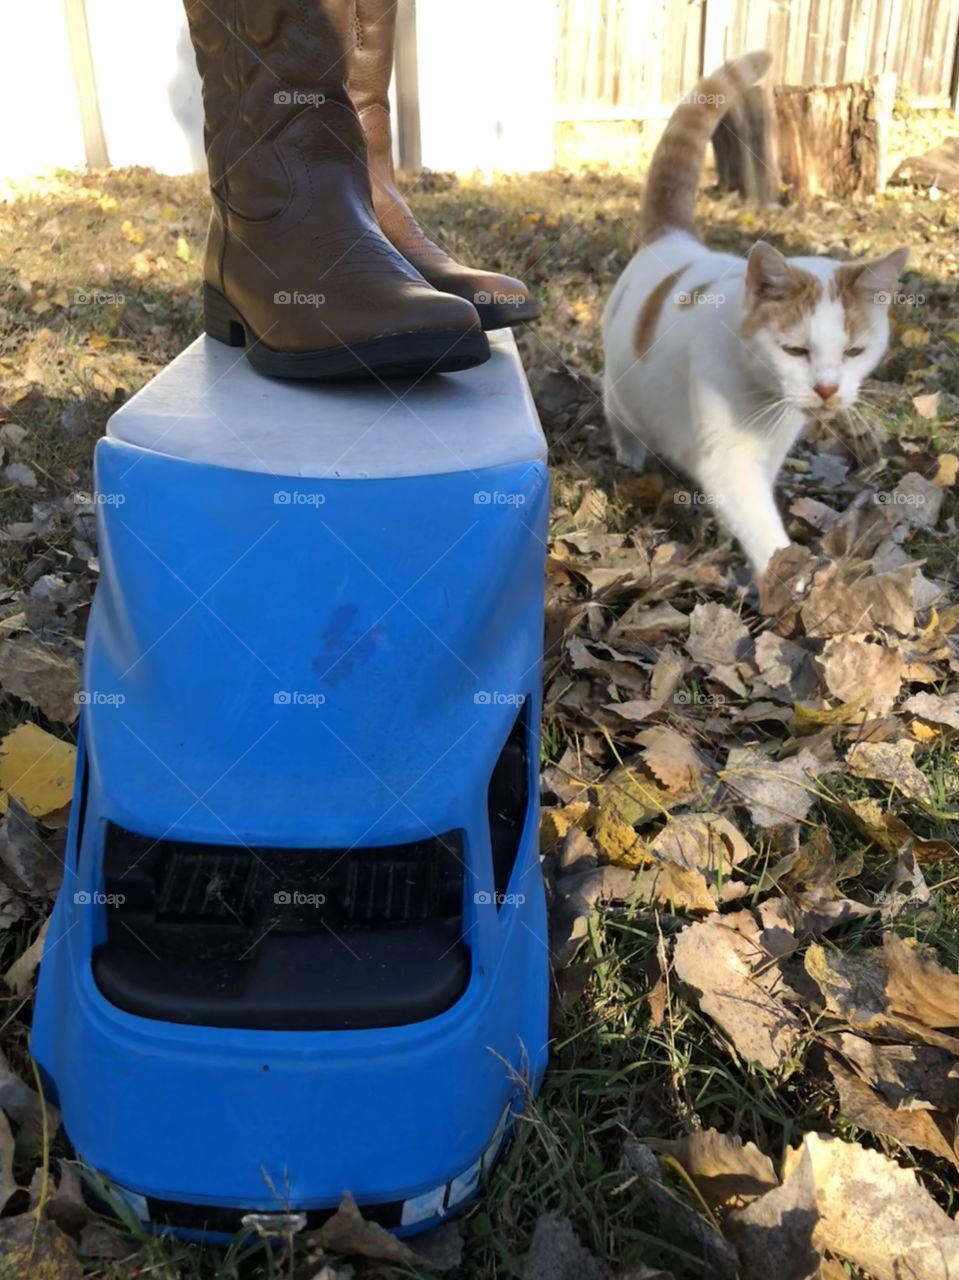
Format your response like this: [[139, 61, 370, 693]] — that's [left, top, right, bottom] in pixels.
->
[[713, 83, 780, 204], [773, 79, 888, 199], [891, 136, 959, 193], [712, 76, 894, 202]]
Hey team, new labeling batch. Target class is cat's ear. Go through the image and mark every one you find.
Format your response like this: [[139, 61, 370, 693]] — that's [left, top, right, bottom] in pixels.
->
[[745, 242, 800, 304], [837, 247, 909, 305]]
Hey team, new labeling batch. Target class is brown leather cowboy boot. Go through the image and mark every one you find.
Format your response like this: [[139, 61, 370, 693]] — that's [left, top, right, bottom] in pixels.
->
[[183, 0, 488, 379], [348, 0, 539, 331]]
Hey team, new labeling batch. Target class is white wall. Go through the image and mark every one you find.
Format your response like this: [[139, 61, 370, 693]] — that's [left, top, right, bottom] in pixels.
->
[[0, 0, 555, 181], [0, 0, 87, 178], [415, 0, 556, 172], [85, 0, 205, 175]]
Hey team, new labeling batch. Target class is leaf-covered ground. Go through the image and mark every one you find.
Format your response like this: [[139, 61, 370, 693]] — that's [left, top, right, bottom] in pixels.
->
[[1, 107, 959, 1278]]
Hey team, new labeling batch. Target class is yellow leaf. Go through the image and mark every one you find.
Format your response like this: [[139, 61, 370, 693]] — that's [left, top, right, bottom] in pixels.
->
[[120, 219, 144, 246], [899, 326, 928, 349], [175, 235, 191, 263], [96, 194, 118, 212], [0, 722, 76, 821], [793, 699, 865, 730]]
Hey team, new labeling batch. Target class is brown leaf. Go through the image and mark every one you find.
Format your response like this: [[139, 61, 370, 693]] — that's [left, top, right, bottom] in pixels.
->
[[672, 914, 803, 1069], [647, 813, 754, 876], [0, 637, 81, 724], [902, 691, 959, 730], [784, 1132, 959, 1279], [826, 1053, 959, 1167], [654, 1128, 778, 1215], [825, 1031, 959, 1114], [632, 862, 717, 913], [636, 727, 706, 794], [724, 746, 821, 827], [0, 1215, 83, 1280], [884, 932, 959, 1032], [819, 636, 902, 711], [801, 565, 915, 638], [307, 1191, 433, 1266], [686, 601, 752, 668], [846, 740, 935, 805]]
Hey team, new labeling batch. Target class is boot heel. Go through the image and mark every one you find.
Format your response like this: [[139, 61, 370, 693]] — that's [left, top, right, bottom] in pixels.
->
[[203, 285, 247, 348]]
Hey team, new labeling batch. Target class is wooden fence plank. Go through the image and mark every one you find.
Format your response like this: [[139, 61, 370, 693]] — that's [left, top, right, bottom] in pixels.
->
[[555, 0, 959, 119]]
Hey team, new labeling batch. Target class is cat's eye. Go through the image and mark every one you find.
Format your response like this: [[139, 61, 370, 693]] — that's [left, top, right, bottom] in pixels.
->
[[845, 346, 865, 357], [781, 345, 809, 358]]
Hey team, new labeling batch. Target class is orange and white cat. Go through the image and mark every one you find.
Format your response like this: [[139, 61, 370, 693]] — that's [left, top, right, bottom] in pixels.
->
[[602, 50, 908, 575]]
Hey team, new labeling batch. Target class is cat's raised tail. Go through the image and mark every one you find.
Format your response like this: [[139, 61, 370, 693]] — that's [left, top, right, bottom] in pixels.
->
[[639, 50, 773, 245]]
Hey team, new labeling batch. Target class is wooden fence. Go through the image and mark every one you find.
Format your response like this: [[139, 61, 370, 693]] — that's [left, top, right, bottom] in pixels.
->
[[556, 0, 959, 118]]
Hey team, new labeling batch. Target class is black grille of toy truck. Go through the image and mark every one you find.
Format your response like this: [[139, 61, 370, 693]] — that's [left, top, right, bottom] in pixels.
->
[[92, 826, 469, 1030]]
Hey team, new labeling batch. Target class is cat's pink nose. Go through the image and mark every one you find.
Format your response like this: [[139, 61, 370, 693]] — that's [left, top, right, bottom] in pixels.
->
[[814, 382, 839, 402]]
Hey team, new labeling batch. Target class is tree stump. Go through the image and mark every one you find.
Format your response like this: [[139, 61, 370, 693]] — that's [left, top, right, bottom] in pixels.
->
[[774, 78, 891, 199], [712, 74, 895, 202]]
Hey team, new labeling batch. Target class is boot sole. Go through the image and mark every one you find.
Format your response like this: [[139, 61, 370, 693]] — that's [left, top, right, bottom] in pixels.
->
[[474, 298, 541, 331], [203, 285, 490, 380]]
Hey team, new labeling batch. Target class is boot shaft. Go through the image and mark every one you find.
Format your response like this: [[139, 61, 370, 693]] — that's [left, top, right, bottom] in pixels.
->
[[183, 0, 364, 216], [348, 0, 398, 115]]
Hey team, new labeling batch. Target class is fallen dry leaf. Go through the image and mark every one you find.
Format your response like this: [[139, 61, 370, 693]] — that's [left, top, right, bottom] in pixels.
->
[[819, 635, 902, 711], [0, 722, 76, 821], [846, 739, 935, 805], [801, 564, 915, 637], [672, 913, 803, 1069], [653, 1128, 778, 1215], [0, 636, 81, 724], [636, 726, 706, 793], [686, 602, 752, 667], [724, 746, 821, 827]]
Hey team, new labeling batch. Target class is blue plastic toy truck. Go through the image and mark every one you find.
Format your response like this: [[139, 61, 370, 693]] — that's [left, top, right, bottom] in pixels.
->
[[32, 329, 550, 1238]]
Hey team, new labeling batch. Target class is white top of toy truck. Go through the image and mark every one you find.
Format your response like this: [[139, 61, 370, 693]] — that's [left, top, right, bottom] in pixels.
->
[[106, 330, 547, 479]]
